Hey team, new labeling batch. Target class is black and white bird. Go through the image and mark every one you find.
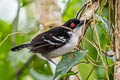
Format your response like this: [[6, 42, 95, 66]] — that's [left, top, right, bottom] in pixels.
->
[[11, 19, 87, 59]]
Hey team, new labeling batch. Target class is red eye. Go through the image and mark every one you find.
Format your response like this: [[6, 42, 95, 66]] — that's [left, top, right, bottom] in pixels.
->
[[71, 23, 76, 27]]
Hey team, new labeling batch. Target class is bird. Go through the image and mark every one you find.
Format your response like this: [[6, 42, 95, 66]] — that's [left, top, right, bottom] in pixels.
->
[[11, 18, 87, 61]]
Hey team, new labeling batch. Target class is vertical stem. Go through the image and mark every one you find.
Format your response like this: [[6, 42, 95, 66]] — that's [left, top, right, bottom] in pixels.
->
[[94, 22, 109, 79], [12, 0, 20, 46], [114, 0, 120, 80]]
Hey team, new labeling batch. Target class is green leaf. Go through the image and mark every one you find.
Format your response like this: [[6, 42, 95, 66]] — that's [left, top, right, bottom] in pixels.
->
[[54, 51, 87, 80]]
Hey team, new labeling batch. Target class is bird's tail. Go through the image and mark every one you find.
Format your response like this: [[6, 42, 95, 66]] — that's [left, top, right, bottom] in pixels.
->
[[11, 43, 31, 51]]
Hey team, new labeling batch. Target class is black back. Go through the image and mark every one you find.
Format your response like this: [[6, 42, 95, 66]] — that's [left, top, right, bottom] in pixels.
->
[[30, 27, 71, 54]]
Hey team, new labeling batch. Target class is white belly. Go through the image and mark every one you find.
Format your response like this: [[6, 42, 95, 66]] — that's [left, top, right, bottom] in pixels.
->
[[44, 33, 79, 59]]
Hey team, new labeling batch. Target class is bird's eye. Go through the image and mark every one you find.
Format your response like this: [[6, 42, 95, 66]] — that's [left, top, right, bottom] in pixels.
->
[[70, 23, 76, 27]]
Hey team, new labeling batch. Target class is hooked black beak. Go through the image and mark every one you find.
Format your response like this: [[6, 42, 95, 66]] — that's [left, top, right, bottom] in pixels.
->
[[78, 19, 89, 27]]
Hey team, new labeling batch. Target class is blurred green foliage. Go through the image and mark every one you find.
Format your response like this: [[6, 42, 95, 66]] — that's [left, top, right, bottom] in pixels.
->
[[21, 0, 34, 7], [0, 20, 13, 80], [0, 0, 114, 80]]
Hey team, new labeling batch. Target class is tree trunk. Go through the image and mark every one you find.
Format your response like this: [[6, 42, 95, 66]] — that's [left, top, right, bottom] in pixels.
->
[[35, 0, 62, 30], [114, 0, 120, 79]]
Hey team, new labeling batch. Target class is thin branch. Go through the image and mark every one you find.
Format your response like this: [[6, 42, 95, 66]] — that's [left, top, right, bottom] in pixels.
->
[[86, 66, 95, 80], [0, 27, 40, 47], [86, 52, 100, 80], [94, 23, 109, 80]]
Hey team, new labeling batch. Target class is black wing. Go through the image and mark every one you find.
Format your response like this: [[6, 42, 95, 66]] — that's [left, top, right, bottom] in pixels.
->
[[30, 27, 71, 54]]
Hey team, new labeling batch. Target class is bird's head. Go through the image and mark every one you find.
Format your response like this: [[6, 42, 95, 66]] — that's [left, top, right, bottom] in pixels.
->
[[63, 18, 88, 30]]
